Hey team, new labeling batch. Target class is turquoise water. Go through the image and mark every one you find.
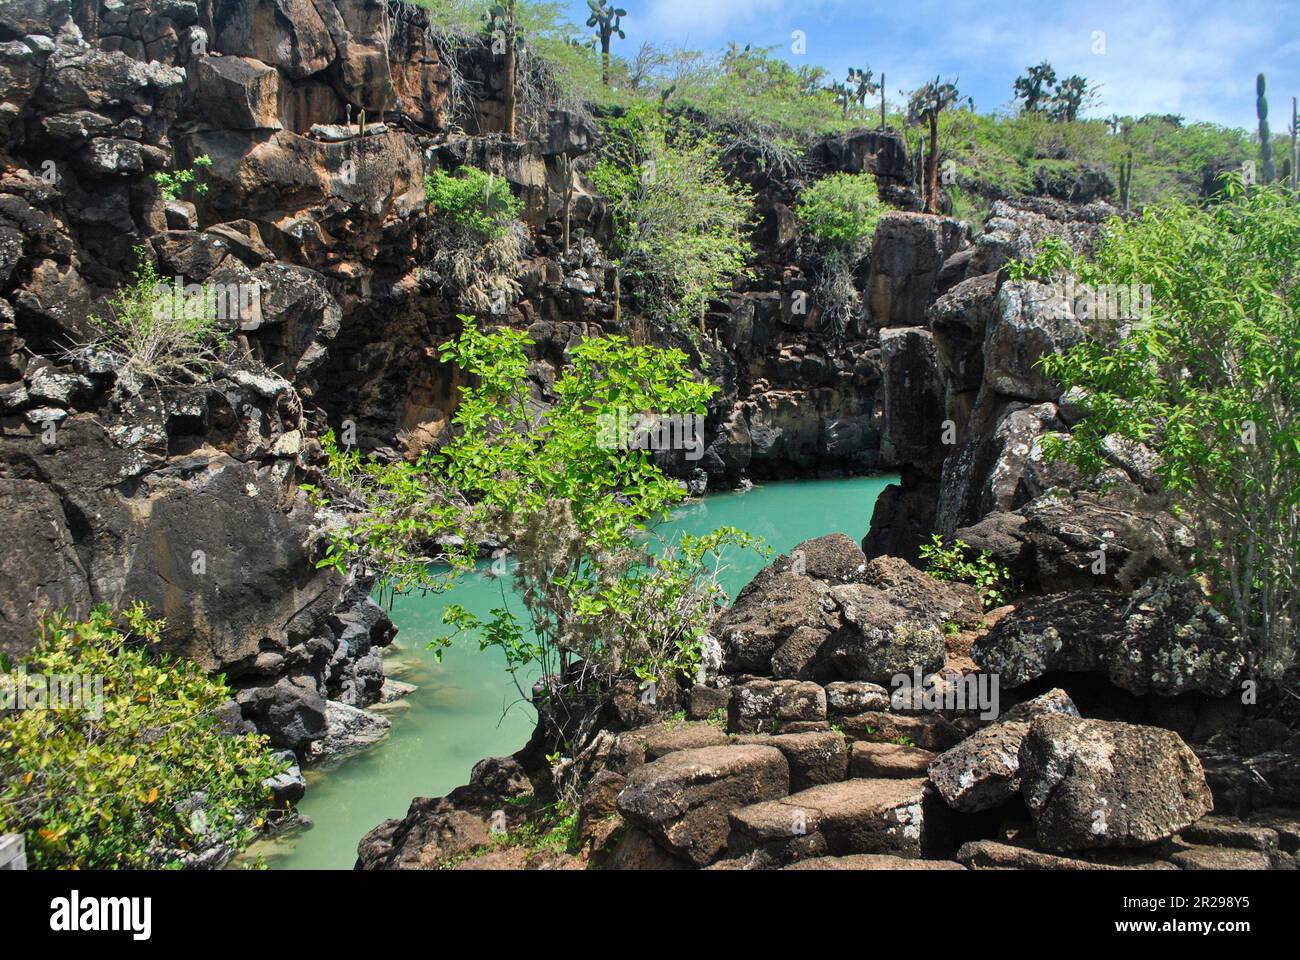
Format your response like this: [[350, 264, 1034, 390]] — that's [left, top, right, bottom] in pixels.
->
[[245, 475, 894, 869]]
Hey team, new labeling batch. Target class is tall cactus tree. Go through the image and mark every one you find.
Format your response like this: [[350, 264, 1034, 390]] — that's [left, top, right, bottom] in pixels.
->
[[586, 0, 626, 87], [846, 67, 879, 114], [1013, 60, 1056, 113], [1258, 73, 1275, 183], [907, 77, 960, 215]]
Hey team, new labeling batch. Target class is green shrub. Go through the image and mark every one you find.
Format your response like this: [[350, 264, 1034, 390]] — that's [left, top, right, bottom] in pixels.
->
[[796, 172, 882, 336], [153, 154, 211, 202], [1038, 179, 1300, 676], [796, 173, 882, 249], [0, 604, 287, 869], [425, 165, 524, 238], [592, 104, 754, 333], [76, 246, 230, 394], [919, 534, 1013, 610]]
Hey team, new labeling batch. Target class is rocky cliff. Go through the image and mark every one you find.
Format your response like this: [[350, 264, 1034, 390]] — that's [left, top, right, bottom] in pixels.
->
[[0, 0, 927, 756]]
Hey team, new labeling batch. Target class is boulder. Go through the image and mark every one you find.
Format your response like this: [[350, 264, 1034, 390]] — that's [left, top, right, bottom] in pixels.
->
[[771, 777, 951, 858], [928, 721, 1030, 812], [867, 212, 965, 328], [209, 0, 335, 80], [186, 55, 282, 130], [837, 710, 963, 752], [929, 272, 998, 392], [736, 731, 849, 790], [850, 741, 936, 779], [308, 700, 391, 761], [235, 671, 328, 752], [607, 721, 729, 773], [728, 679, 827, 733], [616, 745, 790, 866], [973, 575, 1245, 697], [825, 680, 890, 716], [716, 570, 839, 674], [785, 854, 963, 870], [934, 396, 1074, 536], [983, 280, 1084, 402], [966, 197, 1115, 277], [1018, 714, 1213, 852], [356, 798, 491, 870], [825, 583, 946, 684], [956, 486, 1195, 593], [955, 839, 1110, 870]]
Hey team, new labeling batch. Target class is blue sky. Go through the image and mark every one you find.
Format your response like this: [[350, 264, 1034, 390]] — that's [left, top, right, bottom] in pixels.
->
[[559, 0, 1300, 128]]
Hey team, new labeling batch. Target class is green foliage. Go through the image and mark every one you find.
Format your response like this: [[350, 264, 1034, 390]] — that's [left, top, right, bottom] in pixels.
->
[[79, 246, 230, 393], [796, 173, 883, 250], [919, 534, 1013, 610], [425, 165, 524, 238], [1037, 179, 1300, 674], [152, 154, 211, 202], [309, 318, 762, 773], [0, 604, 287, 869], [592, 104, 754, 332]]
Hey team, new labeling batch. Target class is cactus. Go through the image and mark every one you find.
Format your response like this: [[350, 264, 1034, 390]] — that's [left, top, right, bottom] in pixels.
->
[[1258, 73, 1275, 183], [1119, 151, 1133, 211], [586, 1, 626, 87], [907, 77, 961, 214]]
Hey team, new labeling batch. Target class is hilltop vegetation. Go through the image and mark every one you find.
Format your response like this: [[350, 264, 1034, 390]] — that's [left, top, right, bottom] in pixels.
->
[[403, 0, 1285, 227]]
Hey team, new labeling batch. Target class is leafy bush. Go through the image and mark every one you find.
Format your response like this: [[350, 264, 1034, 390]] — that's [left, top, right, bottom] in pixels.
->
[[592, 104, 754, 334], [796, 173, 883, 336], [919, 534, 1013, 610], [797, 172, 883, 249], [152, 154, 211, 202], [425, 165, 524, 238], [1038, 179, 1300, 677], [75, 246, 229, 394], [0, 604, 287, 869], [308, 317, 761, 791], [424, 166, 527, 314]]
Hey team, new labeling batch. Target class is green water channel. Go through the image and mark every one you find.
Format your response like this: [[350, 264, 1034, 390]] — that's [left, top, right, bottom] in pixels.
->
[[244, 475, 895, 869]]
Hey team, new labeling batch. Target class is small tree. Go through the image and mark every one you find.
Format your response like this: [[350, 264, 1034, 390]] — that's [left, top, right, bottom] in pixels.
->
[[591, 105, 754, 335], [309, 319, 760, 796], [1050, 74, 1094, 122], [846, 66, 878, 114], [907, 77, 960, 215], [585, 0, 626, 87], [1037, 178, 1300, 679]]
